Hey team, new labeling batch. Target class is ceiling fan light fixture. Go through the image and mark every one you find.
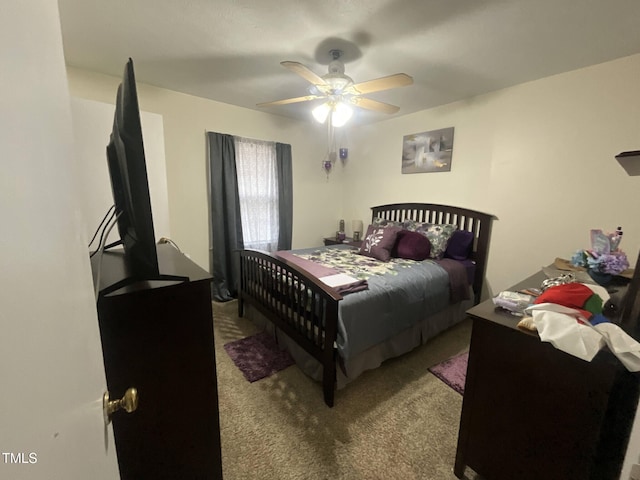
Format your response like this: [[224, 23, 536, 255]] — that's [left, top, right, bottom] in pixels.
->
[[312, 103, 331, 123], [323, 74, 353, 93], [331, 102, 353, 127], [312, 101, 353, 127], [259, 54, 412, 120]]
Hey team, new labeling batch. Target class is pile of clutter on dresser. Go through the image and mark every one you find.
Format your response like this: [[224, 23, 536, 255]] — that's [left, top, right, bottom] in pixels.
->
[[493, 227, 638, 371]]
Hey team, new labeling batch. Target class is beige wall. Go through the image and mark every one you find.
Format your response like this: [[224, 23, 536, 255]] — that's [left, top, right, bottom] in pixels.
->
[[346, 53, 640, 297], [66, 67, 346, 270]]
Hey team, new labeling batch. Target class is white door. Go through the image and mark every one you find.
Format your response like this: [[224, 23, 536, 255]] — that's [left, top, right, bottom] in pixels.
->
[[0, 2, 120, 479]]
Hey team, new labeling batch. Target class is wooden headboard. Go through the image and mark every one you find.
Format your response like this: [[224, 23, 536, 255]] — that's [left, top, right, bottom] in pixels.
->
[[370, 203, 497, 303]]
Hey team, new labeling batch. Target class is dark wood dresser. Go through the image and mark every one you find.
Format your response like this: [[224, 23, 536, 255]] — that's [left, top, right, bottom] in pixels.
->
[[92, 244, 223, 479], [454, 271, 640, 480]]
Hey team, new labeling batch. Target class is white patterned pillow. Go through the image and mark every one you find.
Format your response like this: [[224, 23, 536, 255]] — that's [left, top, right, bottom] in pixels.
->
[[372, 217, 403, 228], [406, 222, 457, 259]]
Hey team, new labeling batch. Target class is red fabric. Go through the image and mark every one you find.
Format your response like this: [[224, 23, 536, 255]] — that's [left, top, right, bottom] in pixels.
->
[[534, 283, 595, 319]]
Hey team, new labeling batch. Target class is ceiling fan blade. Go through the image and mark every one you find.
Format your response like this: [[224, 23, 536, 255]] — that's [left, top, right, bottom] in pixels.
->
[[257, 94, 324, 108], [351, 97, 400, 114], [346, 73, 413, 95], [281, 61, 327, 86]]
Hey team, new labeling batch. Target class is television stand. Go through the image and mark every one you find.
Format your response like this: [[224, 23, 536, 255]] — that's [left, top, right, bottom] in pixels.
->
[[91, 243, 223, 479], [92, 241, 191, 296], [97, 272, 190, 297]]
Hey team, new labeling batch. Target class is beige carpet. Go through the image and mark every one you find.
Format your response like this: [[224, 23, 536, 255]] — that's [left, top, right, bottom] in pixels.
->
[[213, 300, 482, 480]]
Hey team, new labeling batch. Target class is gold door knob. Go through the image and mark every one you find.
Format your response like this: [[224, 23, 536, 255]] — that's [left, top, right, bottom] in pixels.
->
[[103, 388, 138, 425]]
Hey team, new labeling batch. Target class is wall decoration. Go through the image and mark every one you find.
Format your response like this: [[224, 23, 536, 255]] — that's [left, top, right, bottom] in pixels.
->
[[401, 127, 454, 174]]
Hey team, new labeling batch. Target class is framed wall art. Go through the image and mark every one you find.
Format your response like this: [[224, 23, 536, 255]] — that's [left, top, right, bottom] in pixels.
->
[[401, 127, 454, 174]]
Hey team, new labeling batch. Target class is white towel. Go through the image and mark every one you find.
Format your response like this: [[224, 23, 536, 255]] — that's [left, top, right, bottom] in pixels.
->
[[524, 303, 640, 371]]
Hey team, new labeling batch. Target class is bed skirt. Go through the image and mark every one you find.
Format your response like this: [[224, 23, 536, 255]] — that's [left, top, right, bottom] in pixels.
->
[[243, 296, 473, 389]]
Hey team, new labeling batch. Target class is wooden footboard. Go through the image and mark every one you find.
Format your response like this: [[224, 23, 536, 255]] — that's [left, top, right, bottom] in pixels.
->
[[237, 249, 342, 407]]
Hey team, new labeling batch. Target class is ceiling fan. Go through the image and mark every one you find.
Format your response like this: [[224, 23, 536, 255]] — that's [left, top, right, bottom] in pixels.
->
[[257, 49, 413, 126]]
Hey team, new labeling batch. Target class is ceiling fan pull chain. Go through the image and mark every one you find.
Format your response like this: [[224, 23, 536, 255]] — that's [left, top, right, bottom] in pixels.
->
[[328, 117, 337, 155], [323, 118, 338, 176]]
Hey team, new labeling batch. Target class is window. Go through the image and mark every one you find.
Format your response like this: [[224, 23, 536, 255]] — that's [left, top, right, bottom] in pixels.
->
[[207, 131, 292, 301], [234, 136, 279, 251]]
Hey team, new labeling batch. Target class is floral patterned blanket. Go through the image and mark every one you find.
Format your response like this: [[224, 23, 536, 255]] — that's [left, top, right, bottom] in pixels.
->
[[293, 247, 418, 280]]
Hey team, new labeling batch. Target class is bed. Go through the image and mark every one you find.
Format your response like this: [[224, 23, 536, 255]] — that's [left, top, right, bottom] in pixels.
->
[[237, 203, 496, 407]]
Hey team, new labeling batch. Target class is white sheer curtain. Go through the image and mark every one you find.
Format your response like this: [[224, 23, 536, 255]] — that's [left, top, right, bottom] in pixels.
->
[[234, 136, 279, 251]]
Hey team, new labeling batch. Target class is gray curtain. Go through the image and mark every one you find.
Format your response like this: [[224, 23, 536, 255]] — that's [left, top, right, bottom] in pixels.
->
[[208, 132, 243, 301], [276, 142, 293, 250], [207, 133, 293, 301]]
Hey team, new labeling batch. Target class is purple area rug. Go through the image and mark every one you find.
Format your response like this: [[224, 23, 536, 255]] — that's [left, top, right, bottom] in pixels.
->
[[223, 332, 295, 383], [428, 351, 468, 395]]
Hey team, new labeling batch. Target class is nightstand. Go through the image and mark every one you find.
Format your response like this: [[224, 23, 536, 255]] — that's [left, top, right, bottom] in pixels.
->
[[323, 237, 362, 248]]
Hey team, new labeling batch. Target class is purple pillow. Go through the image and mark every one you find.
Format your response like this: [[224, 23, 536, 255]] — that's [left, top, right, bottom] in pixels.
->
[[445, 230, 474, 261], [359, 225, 402, 262], [392, 230, 431, 261]]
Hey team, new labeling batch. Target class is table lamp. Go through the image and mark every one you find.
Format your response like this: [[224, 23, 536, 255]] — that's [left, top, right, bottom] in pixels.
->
[[352, 220, 363, 241]]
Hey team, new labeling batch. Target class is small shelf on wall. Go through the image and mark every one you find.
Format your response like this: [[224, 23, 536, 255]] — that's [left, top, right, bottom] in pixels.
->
[[616, 150, 640, 176]]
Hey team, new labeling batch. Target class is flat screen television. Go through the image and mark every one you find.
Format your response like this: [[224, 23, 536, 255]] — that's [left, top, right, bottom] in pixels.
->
[[105, 58, 160, 280]]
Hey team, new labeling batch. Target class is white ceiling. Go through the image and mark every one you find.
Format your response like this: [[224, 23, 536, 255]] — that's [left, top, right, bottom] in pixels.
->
[[58, 0, 640, 126]]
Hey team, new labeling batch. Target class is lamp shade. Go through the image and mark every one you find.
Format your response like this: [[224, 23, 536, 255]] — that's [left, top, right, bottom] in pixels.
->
[[352, 220, 363, 233], [312, 103, 330, 123], [332, 102, 353, 127]]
